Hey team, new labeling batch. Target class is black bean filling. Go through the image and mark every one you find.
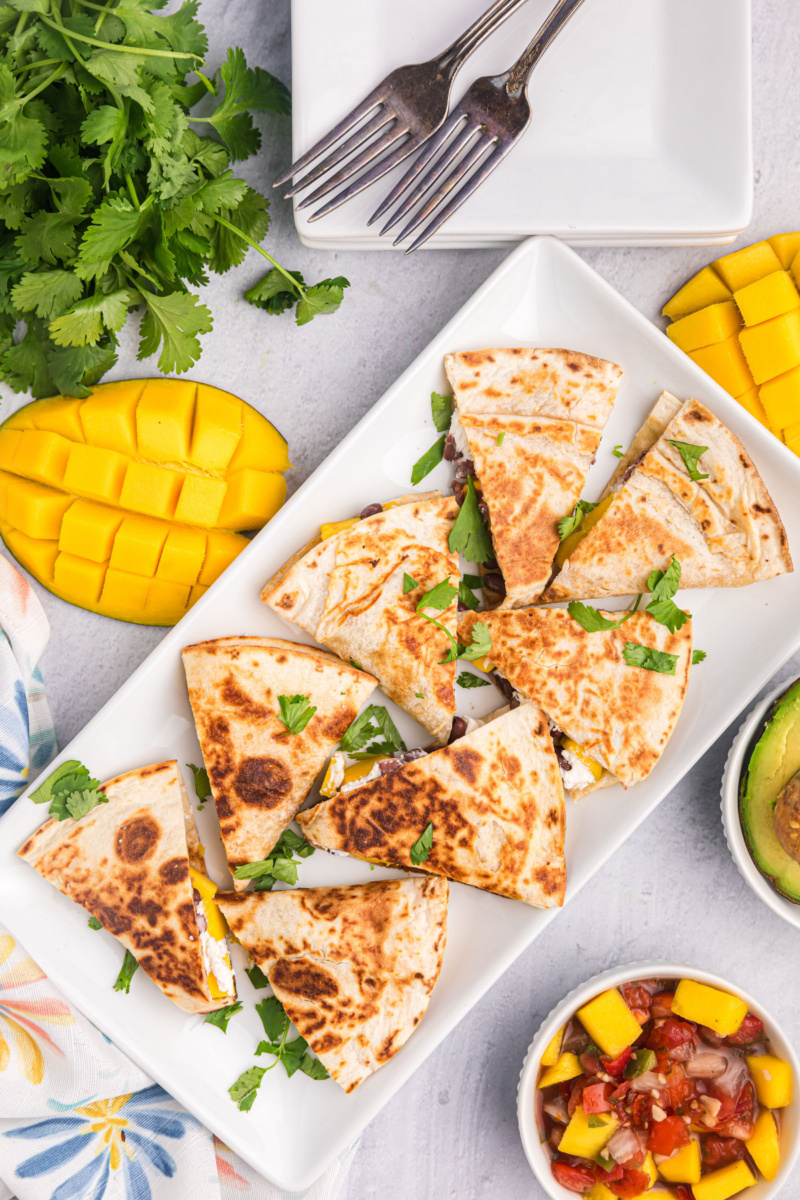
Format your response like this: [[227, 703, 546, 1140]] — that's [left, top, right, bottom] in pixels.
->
[[620, 449, 647, 485], [193, 888, 207, 932], [490, 671, 521, 710], [359, 502, 383, 519], [448, 716, 468, 743], [378, 747, 428, 775]]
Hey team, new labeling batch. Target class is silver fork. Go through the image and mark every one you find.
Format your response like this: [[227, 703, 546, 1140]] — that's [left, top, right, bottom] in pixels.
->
[[273, 0, 531, 219], [373, 0, 588, 252]]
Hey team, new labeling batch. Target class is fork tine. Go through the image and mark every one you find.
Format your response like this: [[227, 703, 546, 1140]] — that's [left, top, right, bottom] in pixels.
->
[[377, 117, 477, 235], [392, 131, 497, 245], [306, 138, 422, 222], [403, 141, 512, 253], [296, 123, 409, 211], [273, 87, 385, 189], [283, 109, 393, 198], [368, 110, 468, 228]]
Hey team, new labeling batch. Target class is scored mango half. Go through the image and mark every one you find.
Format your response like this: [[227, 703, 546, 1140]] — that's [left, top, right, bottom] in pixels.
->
[[662, 232, 800, 456], [0, 379, 290, 624]]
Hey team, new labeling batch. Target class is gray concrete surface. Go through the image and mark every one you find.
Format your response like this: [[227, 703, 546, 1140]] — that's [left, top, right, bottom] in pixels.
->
[[1, 1, 798, 1197]]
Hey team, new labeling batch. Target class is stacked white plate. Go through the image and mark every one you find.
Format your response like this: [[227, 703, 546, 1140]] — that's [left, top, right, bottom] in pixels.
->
[[290, 0, 752, 250]]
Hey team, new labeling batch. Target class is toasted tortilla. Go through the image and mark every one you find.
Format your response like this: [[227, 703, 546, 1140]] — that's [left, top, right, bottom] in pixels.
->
[[182, 637, 376, 887], [216, 876, 448, 1093], [444, 348, 622, 606], [544, 397, 792, 602], [18, 760, 229, 1014], [261, 496, 460, 744], [297, 704, 566, 908], [460, 607, 692, 796], [599, 390, 684, 499]]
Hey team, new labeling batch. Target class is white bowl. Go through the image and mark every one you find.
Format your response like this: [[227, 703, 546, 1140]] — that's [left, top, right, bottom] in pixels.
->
[[517, 960, 800, 1200], [721, 676, 800, 931]]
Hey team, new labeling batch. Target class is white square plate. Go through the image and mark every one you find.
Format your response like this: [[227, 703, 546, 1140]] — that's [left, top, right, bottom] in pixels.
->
[[291, 0, 752, 249], [1, 236, 797, 1193]]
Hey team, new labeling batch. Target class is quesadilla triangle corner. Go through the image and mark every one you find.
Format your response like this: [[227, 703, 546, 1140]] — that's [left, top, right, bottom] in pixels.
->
[[458, 606, 692, 799], [296, 703, 567, 909], [216, 876, 449, 1093], [443, 347, 623, 608], [17, 760, 236, 1014], [181, 636, 377, 889], [260, 494, 461, 745], [543, 395, 793, 603]]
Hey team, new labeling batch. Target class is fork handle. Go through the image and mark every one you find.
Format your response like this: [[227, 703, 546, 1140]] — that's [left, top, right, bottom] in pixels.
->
[[504, 0, 588, 95], [437, 0, 530, 81]]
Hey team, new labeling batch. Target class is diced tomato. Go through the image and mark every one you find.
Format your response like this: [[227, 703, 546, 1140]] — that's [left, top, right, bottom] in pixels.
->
[[582, 1081, 613, 1113], [607, 1168, 652, 1198], [726, 1013, 765, 1046], [716, 1081, 756, 1139], [646, 1114, 691, 1157], [707, 1087, 737, 1126], [621, 983, 652, 1024], [551, 1160, 596, 1193], [610, 1080, 632, 1102], [593, 1161, 624, 1183], [651, 991, 674, 1018], [627, 1092, 653, 1130], [701, 1134, 746, 1168], [663, 1064, 695, 1111], [646, 1018, 696, 1057], [567, 1076, 588, 1117], [601, 1046, 634, 1076]]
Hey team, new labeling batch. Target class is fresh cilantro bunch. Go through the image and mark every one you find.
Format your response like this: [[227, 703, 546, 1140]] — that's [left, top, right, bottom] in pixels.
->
[[233, 827, 315, 890], [229, 995, 329, 1109], [30, 758, 107, 820], [0, 2, 349, 398]]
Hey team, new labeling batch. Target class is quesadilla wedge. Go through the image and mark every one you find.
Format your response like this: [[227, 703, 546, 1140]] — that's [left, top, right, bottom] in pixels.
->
[[443, 348, 622, 607], [543, 396, 792, 602], [297, 704, 566, 908], [216, 876, 448, 1093], [261, 495, 460, 744], [182, 637, 377, 888], [459, 607, 692, 799], [18, 760, 235, 1013]]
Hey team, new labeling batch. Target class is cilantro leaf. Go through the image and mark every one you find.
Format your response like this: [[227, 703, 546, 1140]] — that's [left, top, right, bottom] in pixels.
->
[[645, 556, 689, 633], [411, 435, 446, 485], [410, 822, 433, 866], [449, 477, 493, 564], [462, 574, 484, 588], [187, 763, 212, 803], [30, 758, 106, 821], [245, 964, 270, 990], [403, 573, 419, 594], [692, 649, 706, 664], [558, 499, 597, 542], [667, 439, 709, 482], [339, 705, 406, 757], [568, 596, 643, 634], [11, 269, 83, 319], [459, 621, 492, 662], [622, 642, 679, 675], [49, 289, 137, 347], [244, 267, 304, 316], [88, 916, 103, 931], [204, 47, 291, 160], [63, 789, 109, 822], [113, 949, 139, 994], [416, 578, 458, 613], [296, 276, 350, 326], [76, 196, 148, 278], [299, 1053, 330, 1080], [456, 671, 491, 689], [30, 760, 88, 804], [204, 1002, 243, 1033], [431, 391, 453, 432], [229, 1065, 266, 1111], [458, 579, 479, 610], [137, 289, 213, 374], [613, 445, 623, 458], [256, 996, 289, 1042], [277, 694, 317, 736], [233, 829, 314, 888]]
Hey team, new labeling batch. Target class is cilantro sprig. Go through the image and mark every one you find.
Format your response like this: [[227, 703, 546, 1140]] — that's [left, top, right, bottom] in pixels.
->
[[622, 642, 679, 675], [415, 576, 460, 664], [668, 439, 709, 483], [410, 392, 454, 484], [0, 12, 348, 397], [233, 829, 315, 891], [187, 762, 211, 810], [456, 671, 490, 689], [205, 1002, 243, 1033], [449, 477, 493, 564], [459, 621, 492, 662], [410, 822, 433, 866], [645, 556, 689, 633], [30, 759, 107, 822], [558, 499, 597, 542], [277, 694, 317, 736], [253, 996, 329, 1083], [113, 949, 139, 994], [339, 705, 406, 759]]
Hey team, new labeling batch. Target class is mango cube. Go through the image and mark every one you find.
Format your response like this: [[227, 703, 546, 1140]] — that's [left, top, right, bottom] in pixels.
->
[[557, 1107, 618, 1159], [12, 430, 71, 486], [667, 301, 741, 352], [101, 568, 149, 613], [746, 1053, 793, 1108], [2, 474, 71, 540], [746, 1108, 780, 1181], [321, 517, 359, 540], [119, 461, 183, 520], [144, 577, 189, 621], [59, 500, 123, 564], [657, 1138, 701, 1184], [587, 1186, 615, 1200], [540, 1025, 565, 1067], [173, 473, 227, 527], [79, 383, 140, 455], [690, 337, 754, 397], [662, 265, 731, 320], [643, 1152, 657, 1187], [0, 522, 58, 583], [53, 552, 107, 605], [217, 468, 286, 529], [156, 527, 206, 585], [537, 1051, 582, 1089], [0, 429, 22, 471], [227, 404, 290, 473], [735, 271, 799, 326], [30, 396, 85, 441], [109, 515, 168, 576], [739, 310, 800, 384], [576, 988, 642, 1058], [671, 979, 748, 1036], [785, 419, 800, 458], [715, 241, 782, 292], [188, 582, 208, 607], [63, 443, 128, 503], [198, 529, 248, 586], [190, 385, 242, 470], [692, 1160, 755, 1200], [759, 365, 800, 431], [768, 232, 800, 269], [736, 387, 772, 430], [136, 378, 194, 461]]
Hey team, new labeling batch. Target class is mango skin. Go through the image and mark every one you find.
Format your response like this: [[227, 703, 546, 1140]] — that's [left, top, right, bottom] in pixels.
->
[[0, 379, 290, 625]]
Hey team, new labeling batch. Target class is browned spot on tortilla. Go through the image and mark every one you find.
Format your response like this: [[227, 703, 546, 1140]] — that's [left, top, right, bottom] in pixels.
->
[[233, 756, 292, 808], [448, 746, 481, 784], [159, 857, 188, 886], [221, 675, 270, 719], [115, 814, 160, 863], [271, 958, 339, 1000]]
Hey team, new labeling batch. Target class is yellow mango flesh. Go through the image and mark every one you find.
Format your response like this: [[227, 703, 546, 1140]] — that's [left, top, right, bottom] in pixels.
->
[[671, 979, 747, 1036], [537, 1051, 582, 1089], [667, 300, 742, 352], [588, 1186, 615, 1200], [643, 1152, 657, 1187], [657, 1138, 701, 1184], [561, 737, 603, 781], [746, 1054, 793, 1108], [555, 494, 614, 570], [557, 1107, 618, 1158], [746, 1108, 780, 1181], [0, 380, 289, 625], [189, 867, 232, 999], [663, 233, 800, 446], [320, 755, 383, 798], [692, 1160, 756, 1200], [576, 988, 642, 1058], [320, 516, 359, 540], [540, 1024, 565, 1067]]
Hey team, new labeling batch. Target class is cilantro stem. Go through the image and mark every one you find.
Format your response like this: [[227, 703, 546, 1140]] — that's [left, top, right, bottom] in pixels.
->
[[194, 70, 218, 96], [16, 58, 63, 76], [19, 63, 66, 104], [212, 215, 307, 300], [37, 13, 204, 60], [125, 173, 141, 210]]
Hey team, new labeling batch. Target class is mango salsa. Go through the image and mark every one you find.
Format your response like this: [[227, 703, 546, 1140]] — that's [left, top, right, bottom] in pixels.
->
[[692, 1160, 756, 1200], [576, 988, 642, 1058], [745, 1053, 793, 1108], [537, 1051, 582, 1089], [558, 1107, 618, 1158], [0, 379, 290, 624], [671, 979, 748, 1037], [657, 1138, 701, 1185], [540, 1025, 565, 1068], [746, 1109, 780, 1181]]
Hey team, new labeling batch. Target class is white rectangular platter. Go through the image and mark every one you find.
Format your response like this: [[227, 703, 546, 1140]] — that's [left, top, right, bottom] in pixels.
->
[[291, 0, 752, 249], [1, 235, 799, 1192]]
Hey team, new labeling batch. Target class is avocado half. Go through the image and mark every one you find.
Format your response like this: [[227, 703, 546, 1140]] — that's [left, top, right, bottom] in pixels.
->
[[739, 678, 800, 904]]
